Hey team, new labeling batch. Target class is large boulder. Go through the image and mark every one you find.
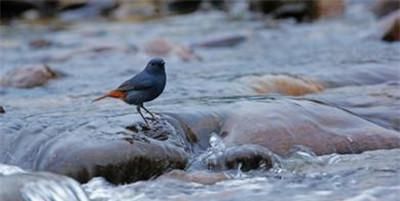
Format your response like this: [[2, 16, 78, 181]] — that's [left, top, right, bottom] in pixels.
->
[[216, 100, 400, 156], [0, 116, 189, 184]]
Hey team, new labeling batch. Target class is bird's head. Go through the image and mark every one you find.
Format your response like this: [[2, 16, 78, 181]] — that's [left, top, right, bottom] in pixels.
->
[[145, 58, 165, 74]]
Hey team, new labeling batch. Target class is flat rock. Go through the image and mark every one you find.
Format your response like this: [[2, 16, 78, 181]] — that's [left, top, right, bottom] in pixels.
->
[[0, 64, 59, 88], [217, 100, 400, 156], [239, 74, 323, 96]]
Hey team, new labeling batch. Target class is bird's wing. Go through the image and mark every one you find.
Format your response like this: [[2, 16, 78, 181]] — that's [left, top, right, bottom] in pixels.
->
[[117, 77, 153, 91]]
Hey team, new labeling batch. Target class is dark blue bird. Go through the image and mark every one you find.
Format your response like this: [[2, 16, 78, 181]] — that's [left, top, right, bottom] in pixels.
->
[[93, 58, 166, 126]]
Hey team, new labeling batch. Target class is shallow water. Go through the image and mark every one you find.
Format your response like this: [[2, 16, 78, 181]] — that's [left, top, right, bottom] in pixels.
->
[[1, 1, 400, 201]]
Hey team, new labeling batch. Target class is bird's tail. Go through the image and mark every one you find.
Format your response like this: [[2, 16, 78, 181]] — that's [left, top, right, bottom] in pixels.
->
[[92, 90, 126, 102]]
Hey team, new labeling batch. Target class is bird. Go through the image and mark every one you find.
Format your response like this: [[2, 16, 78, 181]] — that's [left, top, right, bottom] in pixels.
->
[[93, 58, 166, 127]]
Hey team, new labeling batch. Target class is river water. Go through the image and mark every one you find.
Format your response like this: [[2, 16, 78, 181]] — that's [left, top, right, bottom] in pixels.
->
[[1, 1, 400, 201]]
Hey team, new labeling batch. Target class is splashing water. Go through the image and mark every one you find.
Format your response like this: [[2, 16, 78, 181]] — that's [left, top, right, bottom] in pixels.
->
[[0, 163, 25, 176], [21, 179, 89, 201]]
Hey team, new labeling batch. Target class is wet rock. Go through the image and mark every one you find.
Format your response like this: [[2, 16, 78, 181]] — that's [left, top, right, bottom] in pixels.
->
[[170, 99, 400, 159], [167, 0, 202, 14], [0, 0, 37, 19], [160, 170, 229, 185], [239, 74, 324, 96], [379, 10, 400, 42], [0, 172, 89, 201], [60, 0, 119, 21], [217, 100, 400, 156], [249, 0, 344, 22], [310, 0, 344, 19], [0, 106, 4, 114], [0, 116, 189, 184], [0, 0, 62, 19], [144, 38, 174, 56], [112, 0, 164, 20], [29, 38, 53, 49], [208, 144, 275, 171], [143, 38, 200, 62], [308, 82, 400, 131], [371, 0, 400, 18], [0, 64, 59, 88], [190, 34, 247, 48]]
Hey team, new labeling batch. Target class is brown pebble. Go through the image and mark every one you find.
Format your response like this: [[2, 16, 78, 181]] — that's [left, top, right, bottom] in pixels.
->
[[29, 39, 53, 49], [381, 11, 400, 42], [0, 64, 59, 88]]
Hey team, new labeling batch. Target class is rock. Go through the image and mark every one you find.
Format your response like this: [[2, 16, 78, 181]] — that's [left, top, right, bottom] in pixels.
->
[[169, 98, 400, 160], [0, 106, 4, 114], [239, 74, 324, 96], [144, 38, 174, 56], [60, 0, 119, 21], [112, 0, 164, 20], [143, 38, 200, 62], [207, 144, 275, 171], [167, 0, 202, 14], [29, 38, 53, 49], [308, 81, 400, 131], [0, 171, 89, 201], [371, 0, 400, 18], [310, 0, 344, 19], [379, 10, 400, 42], [249, 0, 344, 22], [160, 170, 229, 185], [190, 34, 247, 48], [216, 100, 400, 156], [0, 116, 189, 184], [0, 0, 37, 19], [0, 64, 59, 88]]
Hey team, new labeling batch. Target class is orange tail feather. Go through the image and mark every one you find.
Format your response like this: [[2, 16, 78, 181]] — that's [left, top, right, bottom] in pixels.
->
[[92, 90, 126, 102]]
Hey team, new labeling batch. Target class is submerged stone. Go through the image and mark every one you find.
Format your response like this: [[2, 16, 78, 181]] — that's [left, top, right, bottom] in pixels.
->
[[239, 74, 323, 96], [380, 11, 400, 42], [144, 38, 199, 62], [0, 64, 59, 88], [249, 0, 344, 22]]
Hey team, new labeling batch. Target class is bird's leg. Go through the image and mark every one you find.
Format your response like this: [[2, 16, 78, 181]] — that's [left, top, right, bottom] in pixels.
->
[[136, 105, 150, 127], [141, 104, 156, 120]]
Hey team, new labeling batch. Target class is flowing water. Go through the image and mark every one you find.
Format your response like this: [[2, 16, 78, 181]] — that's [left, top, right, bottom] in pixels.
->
[[1, 1, 400, 201]]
